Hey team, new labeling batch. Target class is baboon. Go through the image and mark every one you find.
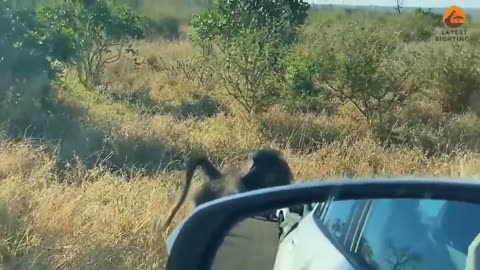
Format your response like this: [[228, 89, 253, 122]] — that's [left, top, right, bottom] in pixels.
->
[[161, 149, 294, 231]]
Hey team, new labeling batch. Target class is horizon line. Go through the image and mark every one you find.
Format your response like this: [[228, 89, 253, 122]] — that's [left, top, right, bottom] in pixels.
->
[[309, 2, 480, 9]]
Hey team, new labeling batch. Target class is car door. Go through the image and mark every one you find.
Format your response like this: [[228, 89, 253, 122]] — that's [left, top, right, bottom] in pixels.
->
[[274, 197, 370, 270]]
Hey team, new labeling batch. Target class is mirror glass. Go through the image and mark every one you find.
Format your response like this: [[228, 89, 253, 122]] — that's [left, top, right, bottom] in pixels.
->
[[210, 197, 480, 270]]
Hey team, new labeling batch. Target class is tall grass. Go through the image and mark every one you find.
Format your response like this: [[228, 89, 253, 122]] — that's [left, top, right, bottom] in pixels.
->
[[1, 6, 480, 270]]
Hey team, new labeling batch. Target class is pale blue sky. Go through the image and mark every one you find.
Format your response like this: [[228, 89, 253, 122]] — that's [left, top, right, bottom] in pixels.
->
[[309, 0, 480, 8]]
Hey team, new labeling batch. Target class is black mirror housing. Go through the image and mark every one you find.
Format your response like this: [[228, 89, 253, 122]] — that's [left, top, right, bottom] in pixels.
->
[[166, 177, 480, 270]]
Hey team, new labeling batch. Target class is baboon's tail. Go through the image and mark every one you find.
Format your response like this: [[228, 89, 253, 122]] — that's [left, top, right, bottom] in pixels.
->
[[160, 155, 221, 231]]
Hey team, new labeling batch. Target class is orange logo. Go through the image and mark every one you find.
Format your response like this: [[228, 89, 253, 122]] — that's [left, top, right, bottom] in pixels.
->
[[443, 6, 466, 28]]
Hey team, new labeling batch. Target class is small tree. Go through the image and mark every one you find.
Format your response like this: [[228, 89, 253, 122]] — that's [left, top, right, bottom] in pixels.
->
[[1, 3, 63, 114], [210, 28, 290, 114], [192, 0, 309, 45], [432, 43, 480, 114], [37, 0, 144, 88], [191, 0, 310, 114], [332, 23, 421, 128], [287, 21, 422, 134], [284, 31, 338, 113], [0, 1, 77, 133]]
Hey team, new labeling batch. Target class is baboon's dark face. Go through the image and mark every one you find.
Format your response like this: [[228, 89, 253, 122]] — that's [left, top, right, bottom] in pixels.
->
[[240, 149, 293, 191]]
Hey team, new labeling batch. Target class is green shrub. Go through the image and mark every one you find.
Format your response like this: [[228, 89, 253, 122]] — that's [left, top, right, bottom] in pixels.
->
[[430, 43, 480, 113], [209, 28, 290, 114], [395, 9, 442, 43], [191, 0, 309, 45], [398, 18, 436, 42], [287, 20, 423, 133], [0, 2, 66, 127], [284, 31, 338, 113], [38, 0, 144, 88], [191, 0, 310, 114]]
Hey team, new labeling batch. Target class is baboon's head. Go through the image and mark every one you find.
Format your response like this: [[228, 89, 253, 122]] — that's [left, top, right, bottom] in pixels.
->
[[240, 149, 293, 191]]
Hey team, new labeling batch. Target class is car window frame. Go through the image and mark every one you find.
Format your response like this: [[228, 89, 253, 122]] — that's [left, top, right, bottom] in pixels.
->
[[312, 197, 372, 270], [348, 200, 374, 252], [348, 199, 386, 270], [313, 198, 331, 222], [315, 197, 368, 246]]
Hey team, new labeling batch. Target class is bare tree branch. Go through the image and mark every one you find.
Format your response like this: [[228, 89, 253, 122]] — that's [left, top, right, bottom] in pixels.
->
[[394, 0, 404, 14]]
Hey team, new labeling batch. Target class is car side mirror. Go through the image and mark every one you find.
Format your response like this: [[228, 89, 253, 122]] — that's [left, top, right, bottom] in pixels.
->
[[165, 177, 480, 270]]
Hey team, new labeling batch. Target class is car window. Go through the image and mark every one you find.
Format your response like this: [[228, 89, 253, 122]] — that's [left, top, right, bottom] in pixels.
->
[[354, 199, 459, 270], [312, 202, 325, 217], [438, 201, 480, 252], [417, 199, 446, 226], [314, 198, 362, 246]]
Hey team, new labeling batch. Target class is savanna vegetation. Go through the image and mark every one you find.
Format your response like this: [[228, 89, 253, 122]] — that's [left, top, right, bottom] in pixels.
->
[[1, 0, 480, 268]]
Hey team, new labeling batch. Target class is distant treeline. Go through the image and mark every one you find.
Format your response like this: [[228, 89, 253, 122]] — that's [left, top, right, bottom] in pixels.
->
[[311, 4, 480, 19], [6, 0, 211, 22]]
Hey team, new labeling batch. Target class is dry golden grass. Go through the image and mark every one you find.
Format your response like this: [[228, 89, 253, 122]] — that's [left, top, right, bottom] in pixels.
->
[[2, 18, 480, 269], [1, 135, 480, 269]]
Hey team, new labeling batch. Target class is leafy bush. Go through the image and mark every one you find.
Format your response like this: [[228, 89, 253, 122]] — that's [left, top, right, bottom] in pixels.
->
[[203, 28, 291, 114], [332, 23, 422, 131], [395, 9, 442, 43], [0, 2, 67, 126], [191, 0, 310, 114], [430, 43, 480, 114], [192, 0, 309, 45], [38, 0, 144, 88], [286, 20, 422, 135], [284, 31, 338, 113], [386, 9, 443, 42]]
